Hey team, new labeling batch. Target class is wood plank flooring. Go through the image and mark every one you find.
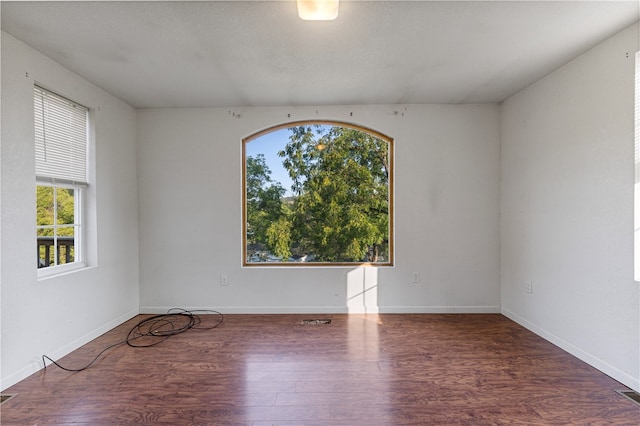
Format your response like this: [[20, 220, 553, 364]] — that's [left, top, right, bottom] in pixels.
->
[[2, 314, 639, 425]]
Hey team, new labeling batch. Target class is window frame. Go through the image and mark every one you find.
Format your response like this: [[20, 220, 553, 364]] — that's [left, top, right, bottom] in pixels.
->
[[34, 85, 89, 278], [36, 181, 85, 277], [242, 120, 394, 267]]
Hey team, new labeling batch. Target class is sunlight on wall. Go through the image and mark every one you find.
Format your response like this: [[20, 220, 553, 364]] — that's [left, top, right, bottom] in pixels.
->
[[346, 267, 379, 313]]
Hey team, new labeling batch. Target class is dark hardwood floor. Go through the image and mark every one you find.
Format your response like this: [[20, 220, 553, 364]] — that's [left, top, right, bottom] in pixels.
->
[[1, 314, 638, 425]]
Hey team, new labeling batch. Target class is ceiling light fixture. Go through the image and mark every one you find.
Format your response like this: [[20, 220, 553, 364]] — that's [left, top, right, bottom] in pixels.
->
[[297, 0, 339, 21]]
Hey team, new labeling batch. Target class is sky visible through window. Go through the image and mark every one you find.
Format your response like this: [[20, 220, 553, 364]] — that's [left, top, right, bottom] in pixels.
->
[[245, 129, 292, 196], [245, 126, 332, 197]]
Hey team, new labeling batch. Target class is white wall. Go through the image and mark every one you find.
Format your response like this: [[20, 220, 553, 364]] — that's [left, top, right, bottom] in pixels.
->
[[0, 33, 140, 390], [137, 104, 501, 314], [501, 23, 640, 390]]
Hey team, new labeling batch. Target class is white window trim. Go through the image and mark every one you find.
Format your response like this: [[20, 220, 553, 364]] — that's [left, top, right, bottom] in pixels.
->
[[36, 181, 86, 279], [37, 259, 88, 280], [34, 85, 90, 278]]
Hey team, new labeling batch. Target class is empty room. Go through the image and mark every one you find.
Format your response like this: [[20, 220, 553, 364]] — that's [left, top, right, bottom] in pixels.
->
[[1, 1, 640, 424]]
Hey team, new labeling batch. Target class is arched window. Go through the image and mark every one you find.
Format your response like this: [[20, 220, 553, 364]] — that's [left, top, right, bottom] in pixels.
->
[[243, 121, 393, 266]]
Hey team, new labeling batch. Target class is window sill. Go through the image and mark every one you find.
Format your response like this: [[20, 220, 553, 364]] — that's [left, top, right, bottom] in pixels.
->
[[37, 263, 94, 281]]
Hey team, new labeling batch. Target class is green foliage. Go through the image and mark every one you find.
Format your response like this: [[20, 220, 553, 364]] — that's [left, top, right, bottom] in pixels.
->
[[266, 217, 292, 260], [36, 186, 75, 236], [281, 126, 389, 262], [245, 155, 287, 259], [36, 185, 77, 266], [36, 186, 55, 234], [246, 125, 391, 263]]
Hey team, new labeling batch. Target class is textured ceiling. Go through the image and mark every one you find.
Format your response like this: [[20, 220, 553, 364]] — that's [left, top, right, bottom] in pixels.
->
[[2, 1, 638, 108]]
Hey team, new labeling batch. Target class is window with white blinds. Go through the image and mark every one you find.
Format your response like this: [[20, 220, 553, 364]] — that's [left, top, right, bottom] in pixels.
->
[[34, 86, 88, 185]]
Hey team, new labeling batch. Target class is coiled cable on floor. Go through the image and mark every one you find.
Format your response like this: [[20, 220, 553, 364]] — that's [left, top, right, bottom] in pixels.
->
[[42, 308, 224, 372]]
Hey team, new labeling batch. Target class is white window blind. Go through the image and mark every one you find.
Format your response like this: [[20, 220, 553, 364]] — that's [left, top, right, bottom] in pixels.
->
[[34, 86, 88, 186]]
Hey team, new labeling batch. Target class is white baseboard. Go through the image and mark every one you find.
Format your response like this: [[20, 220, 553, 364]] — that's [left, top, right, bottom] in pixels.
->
[[379, 305, 501, 314], [501, 308, 639, 391], [140, 305, 501, 315], [1, 307, 139, 392], [140, 306, 349, 314]]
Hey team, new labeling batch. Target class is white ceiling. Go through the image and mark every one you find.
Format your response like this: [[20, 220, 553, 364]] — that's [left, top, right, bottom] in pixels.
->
[[2, 1, 638, 108]]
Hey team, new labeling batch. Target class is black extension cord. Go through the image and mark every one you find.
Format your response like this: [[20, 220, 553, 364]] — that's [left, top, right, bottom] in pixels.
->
[[42, 308, 224, 372]]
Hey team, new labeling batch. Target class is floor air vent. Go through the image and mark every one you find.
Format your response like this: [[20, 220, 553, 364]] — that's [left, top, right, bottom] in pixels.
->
[[1, 394, 17, 404], [617, 390, 640, 406], [301, 319, 332, 325]]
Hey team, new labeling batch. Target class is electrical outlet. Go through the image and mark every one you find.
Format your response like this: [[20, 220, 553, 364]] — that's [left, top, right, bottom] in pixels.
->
[[220, 274, 229, 286], [526, 281, 533, 293], [412, 272, 421, 283]]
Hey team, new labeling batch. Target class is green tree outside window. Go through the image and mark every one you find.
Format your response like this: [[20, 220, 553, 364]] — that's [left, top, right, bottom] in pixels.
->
[[243, 122, 393, 266]]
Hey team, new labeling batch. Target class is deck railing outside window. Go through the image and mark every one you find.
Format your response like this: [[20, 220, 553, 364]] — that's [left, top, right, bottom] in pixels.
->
[[37, 236, 74, 268]]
